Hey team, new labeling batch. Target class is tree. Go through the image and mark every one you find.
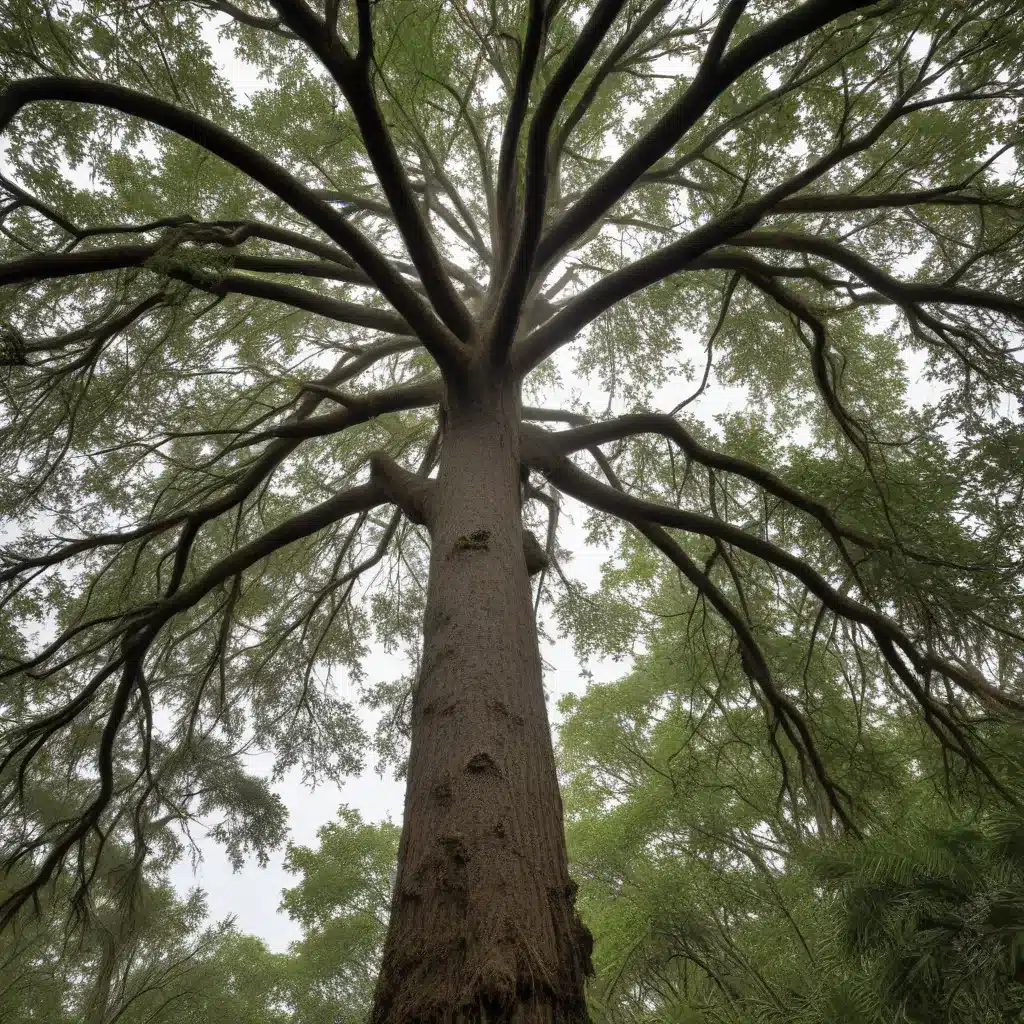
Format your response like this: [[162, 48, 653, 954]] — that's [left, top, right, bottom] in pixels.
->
[[1, 0, 1023, 1020], [279, 807, 399, 1022], [559, 599, 1024, 1022], [0, 801, 396, 1022]]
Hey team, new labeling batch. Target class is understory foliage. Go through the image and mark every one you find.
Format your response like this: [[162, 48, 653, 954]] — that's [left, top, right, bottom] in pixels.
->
[[560, 611, 1024, 1023], [0, 804, 398, 1023], [0, 0, 1023, 1019]]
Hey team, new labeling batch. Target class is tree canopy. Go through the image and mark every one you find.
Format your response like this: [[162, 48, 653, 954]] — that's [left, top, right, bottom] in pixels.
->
[[1, 0, 1023, 1020]]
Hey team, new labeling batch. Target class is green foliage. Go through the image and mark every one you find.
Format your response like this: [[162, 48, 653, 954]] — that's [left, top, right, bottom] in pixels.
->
[[0, 804, 396, 1022], [1, 0, 1024, 1019], [559, 610, 1024, 1024]]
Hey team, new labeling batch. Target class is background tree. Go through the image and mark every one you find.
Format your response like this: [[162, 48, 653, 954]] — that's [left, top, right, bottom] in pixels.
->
[[1, 1, 1023, 1022], [559, 600, 1024, 1022], [0, 803, 396, 1022]]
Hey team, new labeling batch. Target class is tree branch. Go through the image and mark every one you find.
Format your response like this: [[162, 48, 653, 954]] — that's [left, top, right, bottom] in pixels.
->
[[489, 0, 628, 358], [534, 0, 877, 271], [0, 76, 467, 374], [733, 229, 1024, 320], [494, 0, 548, 269], [520, 433, 1023, 717], [531, 412, 881, 555], [268, 0, 474, 342]]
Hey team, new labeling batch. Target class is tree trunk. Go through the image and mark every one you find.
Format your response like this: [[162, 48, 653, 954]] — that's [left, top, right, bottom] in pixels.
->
[[84, 927, 116, 1024], [371, 375, 592, 1024]]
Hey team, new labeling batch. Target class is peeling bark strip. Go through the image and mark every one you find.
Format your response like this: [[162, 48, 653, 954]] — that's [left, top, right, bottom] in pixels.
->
[[374, 379, 592, 1024]]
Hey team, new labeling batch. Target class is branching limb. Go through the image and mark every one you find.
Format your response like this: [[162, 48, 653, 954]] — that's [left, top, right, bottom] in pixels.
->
[[0, 476, 387, 927], [494, 0, 548, 269], [513, 81, 938, 374], [1, 376, 438, 586], [587, 444, 856, 830], [532, 412, 880, 556], [368, 452, 435, 529], [0, 77, 467, 374], [534, 0, 877, 271], [733, 229, 1024, 321], [191, 0, 296, 38], [267, 0, 474, 342], [521, 433, 1024, 720], [489, 0, 628, 358]]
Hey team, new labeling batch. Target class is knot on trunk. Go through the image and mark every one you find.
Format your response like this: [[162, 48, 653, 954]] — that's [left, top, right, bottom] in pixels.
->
[[438, 833, 469, 862], [454, 528, 490, 552], [465, 751, 500, 775]]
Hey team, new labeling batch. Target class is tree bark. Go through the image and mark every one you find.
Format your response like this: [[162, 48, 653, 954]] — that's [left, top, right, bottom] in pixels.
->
[[372, 373, 592, 1023], [84, 927, 117, 1024]]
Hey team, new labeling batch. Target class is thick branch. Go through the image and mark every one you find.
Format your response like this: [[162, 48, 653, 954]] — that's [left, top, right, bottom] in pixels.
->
[[733, 230, 1024, 320], [494, 0, 547, 266], [490, 0, 628, 357], [534, 0, 877, 270], [585, 432, 855, 829], [0, 77, 467, 373], [532, 413, 880, 553], [1, 372, 437, 585], [268, 0, 474, 342], [513, 88, 955, 373]]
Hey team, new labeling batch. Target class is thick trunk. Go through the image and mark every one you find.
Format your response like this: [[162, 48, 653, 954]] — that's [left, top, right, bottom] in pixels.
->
[[372, 376, 592, 1023]]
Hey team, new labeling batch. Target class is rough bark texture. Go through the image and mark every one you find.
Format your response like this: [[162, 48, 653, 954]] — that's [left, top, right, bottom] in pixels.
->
[[372, 372, 592, 1024]]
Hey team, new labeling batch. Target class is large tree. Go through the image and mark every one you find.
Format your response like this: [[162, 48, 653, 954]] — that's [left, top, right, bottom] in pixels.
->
[[1, 0, 1023, 1021]]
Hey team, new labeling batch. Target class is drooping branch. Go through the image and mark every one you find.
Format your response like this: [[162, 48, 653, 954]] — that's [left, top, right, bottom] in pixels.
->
[[245, 376, 442, 444], [4, 292, 167, 370], [531, 412, 881, 556], [585, 446, 856, 830], [1, 375, 439, 586], [740, 268, 869, 457], [0, 243, 164, 287], [0, 477, 388, 928], [177, 269, 412, 334], [521, 432, 1024, 720]]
